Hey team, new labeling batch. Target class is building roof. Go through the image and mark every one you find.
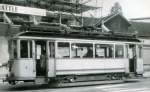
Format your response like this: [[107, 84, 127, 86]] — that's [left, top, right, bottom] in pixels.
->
[[129, 21, 150, 37], [83, 13, 131, 27], [131, 17, 150, 20], [95, 13, 130, 26]]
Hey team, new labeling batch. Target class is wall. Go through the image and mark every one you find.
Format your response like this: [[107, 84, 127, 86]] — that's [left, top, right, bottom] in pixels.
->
[[141, 39, 150, 77], [105, 16, 129, 33], [0, 36, 9, 79], [0, 23, 9, 79], [0, 36, 9, 64]]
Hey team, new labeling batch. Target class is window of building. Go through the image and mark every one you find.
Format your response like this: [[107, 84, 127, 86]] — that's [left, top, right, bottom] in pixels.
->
[[95, 44, 114, 58], [20, 40, 32, 58], [115, 45, 124, 58], [71, 43, 93, 58], [57, 42, 70, 58]]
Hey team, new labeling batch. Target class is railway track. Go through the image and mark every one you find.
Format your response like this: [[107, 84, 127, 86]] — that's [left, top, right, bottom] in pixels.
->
[[49, 80, 122, 87], [48, 79, 140, 87]]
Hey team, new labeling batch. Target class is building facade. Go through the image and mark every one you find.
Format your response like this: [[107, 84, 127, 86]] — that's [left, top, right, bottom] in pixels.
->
[[130, 18, 150, 77]]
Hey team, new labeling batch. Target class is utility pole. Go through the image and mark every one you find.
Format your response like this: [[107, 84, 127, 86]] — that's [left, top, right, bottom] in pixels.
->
[[81, 0, 84, 27], [59, 12, 62, 25]]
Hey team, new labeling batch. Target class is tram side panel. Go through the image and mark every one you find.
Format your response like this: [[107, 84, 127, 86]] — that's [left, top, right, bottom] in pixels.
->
[[54, 59, 128, 75], [9, 59, 36, 80], [47, 58, 56, 77], [136, 45, 144, 75], [136, 59, 144, 74]]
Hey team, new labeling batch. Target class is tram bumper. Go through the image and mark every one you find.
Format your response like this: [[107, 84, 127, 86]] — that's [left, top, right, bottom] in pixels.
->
[[6, 73, 35, 82], [6, 59, 36, 82]]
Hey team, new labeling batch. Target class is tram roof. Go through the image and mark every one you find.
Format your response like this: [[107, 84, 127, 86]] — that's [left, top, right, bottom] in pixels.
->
[[16, 31, 140, 42]]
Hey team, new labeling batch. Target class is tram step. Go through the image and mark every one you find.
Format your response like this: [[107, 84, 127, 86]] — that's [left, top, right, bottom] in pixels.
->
[[35, 77, 47, 84], [129, 73, 136, 78]]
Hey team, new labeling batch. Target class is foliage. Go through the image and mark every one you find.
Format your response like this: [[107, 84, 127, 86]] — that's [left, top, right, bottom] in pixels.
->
[[111, 2, 123, 15]]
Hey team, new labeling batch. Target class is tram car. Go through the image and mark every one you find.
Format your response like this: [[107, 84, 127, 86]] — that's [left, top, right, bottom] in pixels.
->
[[5, 27, 144, 85]]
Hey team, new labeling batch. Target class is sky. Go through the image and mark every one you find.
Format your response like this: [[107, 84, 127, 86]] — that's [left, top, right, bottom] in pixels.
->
[[84, 0, 150, 19]]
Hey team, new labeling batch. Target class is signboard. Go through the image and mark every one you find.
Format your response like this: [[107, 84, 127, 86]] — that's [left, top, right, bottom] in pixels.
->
[[0, 4, 46, 16]]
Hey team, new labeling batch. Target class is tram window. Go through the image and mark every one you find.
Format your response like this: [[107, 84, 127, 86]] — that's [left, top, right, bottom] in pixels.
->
[[57, 42, 70, 58], [95, 44, 114, 58], [20, 40, 28, 58], [20, 40, 32, 58], [115, 45, 124, 58], [71, 43, 93, 58], [30, 41, 33, 58]]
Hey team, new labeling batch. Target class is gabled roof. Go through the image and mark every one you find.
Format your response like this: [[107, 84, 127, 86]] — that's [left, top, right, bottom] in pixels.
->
[[95, 13, 131, 26], [83, 13, 130, 27]]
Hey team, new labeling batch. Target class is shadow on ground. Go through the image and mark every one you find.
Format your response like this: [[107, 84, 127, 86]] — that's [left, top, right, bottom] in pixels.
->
[[2, 80, 140, 91]]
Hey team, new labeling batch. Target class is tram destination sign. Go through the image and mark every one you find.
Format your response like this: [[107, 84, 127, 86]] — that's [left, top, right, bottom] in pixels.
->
[[0, 4, 46, 16]]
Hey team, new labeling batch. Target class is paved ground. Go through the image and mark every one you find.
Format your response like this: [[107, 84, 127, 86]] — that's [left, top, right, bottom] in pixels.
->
[[0, 78, 150, 92]]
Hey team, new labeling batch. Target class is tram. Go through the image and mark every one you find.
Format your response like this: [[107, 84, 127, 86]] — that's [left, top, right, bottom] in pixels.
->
[[5, 29, 144, 85]]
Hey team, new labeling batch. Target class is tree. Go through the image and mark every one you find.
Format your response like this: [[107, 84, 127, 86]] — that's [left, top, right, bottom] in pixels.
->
[[111, 2, 123, 15]]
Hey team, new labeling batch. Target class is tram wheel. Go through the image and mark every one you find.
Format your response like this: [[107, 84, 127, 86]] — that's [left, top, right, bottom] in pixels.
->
[[9, 81, 16, 85]]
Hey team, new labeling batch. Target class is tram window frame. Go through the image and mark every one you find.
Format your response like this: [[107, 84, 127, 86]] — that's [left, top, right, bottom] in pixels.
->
[[125, 45, 129, 58], [57, 42, 70, 58], [71, 43, 93, 58], [49, 42, 55, 58], [115, 45, 124, 58], [138, 45, 142, 58], [12, 40, 17, 59], [95, 44, 114, 58], [20, 40, 33, 58]]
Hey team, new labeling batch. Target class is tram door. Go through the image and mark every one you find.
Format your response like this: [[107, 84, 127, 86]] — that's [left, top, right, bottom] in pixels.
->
[[47, 42, 56, 77], [35, 41, 47, 76], [129, 44, 136, 73]]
